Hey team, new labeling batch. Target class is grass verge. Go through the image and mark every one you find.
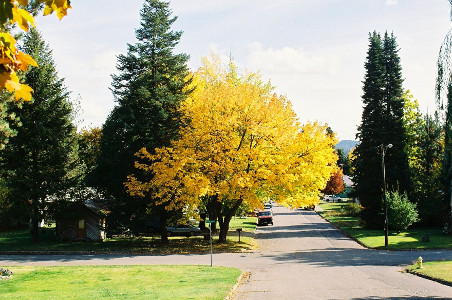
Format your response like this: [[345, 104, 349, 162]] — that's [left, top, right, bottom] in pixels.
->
[[407, 260, 452, 286], [0, 265, 242, 300], [319, 202, 452, 250], [0, 217, 257, 254]]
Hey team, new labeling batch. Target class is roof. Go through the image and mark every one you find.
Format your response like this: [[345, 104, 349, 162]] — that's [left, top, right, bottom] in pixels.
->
[[343, 175, 353, 187], [84, 199, 110, 216]]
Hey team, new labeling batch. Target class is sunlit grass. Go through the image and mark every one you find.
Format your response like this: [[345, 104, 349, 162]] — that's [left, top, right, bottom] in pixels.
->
[[0, 265, 242, 300], [319, 202, 452, 250], [407, 260, 452, 284]]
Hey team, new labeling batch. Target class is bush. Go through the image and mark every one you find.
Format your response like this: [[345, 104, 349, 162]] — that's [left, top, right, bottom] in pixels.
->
[[386, 191, 419, 232], [344, 203, 361, 217]]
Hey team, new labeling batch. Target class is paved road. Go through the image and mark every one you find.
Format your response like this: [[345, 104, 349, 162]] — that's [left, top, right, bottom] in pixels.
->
[[233, 206, 452, 299], [1, 206, 452, 299]]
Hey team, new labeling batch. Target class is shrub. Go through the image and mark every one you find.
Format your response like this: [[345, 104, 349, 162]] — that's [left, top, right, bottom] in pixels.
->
[[386, 191, 419, 232], [344, 203, 361, 217]]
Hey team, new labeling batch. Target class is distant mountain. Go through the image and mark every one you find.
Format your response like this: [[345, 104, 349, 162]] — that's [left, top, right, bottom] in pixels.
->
[[335, 140, 359, 154]]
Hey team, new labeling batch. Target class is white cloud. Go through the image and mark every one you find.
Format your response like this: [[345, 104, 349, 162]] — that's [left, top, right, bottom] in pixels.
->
[[246, 44, 341, 75], [385, 0, 398, 6]]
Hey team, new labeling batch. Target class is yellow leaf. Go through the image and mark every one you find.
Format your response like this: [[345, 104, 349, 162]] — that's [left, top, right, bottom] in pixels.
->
[[5, 80, 33, 101], [0, 57, 13, 66], [16, 51, 38, 71], [11, 7, 36, 31], [42, 0, 71, 20], [0, 71, 12, 88], [4, 72, 33, 101]]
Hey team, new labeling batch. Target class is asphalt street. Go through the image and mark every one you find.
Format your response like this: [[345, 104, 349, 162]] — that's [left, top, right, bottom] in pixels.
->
[[1, 206, 452, 299]]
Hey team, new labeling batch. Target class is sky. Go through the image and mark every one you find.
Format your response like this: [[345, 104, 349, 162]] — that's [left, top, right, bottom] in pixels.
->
[[35, 0, 452, 140]]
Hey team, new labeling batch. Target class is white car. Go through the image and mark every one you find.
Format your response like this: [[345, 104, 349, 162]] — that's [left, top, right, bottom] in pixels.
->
[[167, 224, 201, 237], [323, 195, 342, 202]]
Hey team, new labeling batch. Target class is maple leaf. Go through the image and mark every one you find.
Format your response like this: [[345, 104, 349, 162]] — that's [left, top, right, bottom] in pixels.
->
[[16, 51, 37, 71], [5, 79, 33, 101], [11, 7, 36, 31], [43, 0, 71, 20], [2, 71, 33, 101]]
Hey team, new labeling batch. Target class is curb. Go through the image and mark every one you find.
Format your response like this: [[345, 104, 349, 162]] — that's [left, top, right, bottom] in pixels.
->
[[405, 268, 452, 288], [316, 210, 452, 252], [224, 271, 251, 300]]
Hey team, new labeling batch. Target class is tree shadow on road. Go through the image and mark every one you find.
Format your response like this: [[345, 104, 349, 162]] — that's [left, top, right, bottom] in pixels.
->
[[351, 297, 447, 300], [258, 247, 429, 267]]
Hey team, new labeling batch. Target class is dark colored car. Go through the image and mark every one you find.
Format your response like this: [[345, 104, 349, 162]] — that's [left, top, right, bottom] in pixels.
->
[[167, 224, 201, 237], [257, 211, 273, 226]]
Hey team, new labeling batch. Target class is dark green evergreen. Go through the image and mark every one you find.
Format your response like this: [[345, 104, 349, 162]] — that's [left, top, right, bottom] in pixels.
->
[[438, 1, 452, 230], [92, 0, 190, 239], [0, 94, 17, 151], [0, 29, 79, 241], [442, 86, 452, 227], [336, 148, 350, 175], [353, 32, 410, 228], [414, 113, 444, 225]]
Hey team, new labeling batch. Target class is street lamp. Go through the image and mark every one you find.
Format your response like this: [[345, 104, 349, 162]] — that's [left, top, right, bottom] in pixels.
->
[[381, 143, 392, 247]]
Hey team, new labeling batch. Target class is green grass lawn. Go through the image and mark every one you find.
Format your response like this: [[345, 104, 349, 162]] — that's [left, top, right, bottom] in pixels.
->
[[407, 260, 452, 284], [0, 265, 242, 300], [0, 217, 257, 254], [319, 202, 452, 250]]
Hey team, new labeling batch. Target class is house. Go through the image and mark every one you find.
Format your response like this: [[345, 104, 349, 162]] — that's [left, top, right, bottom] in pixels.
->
[[337, 175, 353, 198], [56, 199, 108, 241]]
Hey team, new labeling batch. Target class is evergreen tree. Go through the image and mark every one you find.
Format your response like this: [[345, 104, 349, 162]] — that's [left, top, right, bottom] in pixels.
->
[[337, 148, 350, 175], [382, 33, 410, 193], [442, 85, 452, 226], [416, 113, 444, 225], [0, 29, 79, 242], [0, 94, 18, 151], [92, 0, 190, 238], [353, 31, 410, 228]]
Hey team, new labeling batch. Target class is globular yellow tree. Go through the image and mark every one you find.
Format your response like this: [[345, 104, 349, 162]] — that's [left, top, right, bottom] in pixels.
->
[[126, 55, 338, 242], [0, 0, 71, 102]]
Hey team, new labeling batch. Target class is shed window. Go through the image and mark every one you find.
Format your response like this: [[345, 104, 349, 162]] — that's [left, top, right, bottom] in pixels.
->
[[78, 219, 85, 229]]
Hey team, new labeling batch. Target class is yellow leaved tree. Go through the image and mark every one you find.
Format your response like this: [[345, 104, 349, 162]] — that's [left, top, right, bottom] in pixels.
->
[[0, 0, 71, 101], [126, 55, 338, 242]]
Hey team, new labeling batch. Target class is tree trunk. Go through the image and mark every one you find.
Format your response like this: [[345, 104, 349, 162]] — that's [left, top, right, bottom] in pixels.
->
[[31, 202, 39, 243], [218, 197, 243, 243], [206, 195, 219, 233], [159, 210, 169, 244], [199, 212, 206, 231]]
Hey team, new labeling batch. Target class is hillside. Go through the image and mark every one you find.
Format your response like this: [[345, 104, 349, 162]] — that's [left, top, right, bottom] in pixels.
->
[[335, 140, 359, 154]]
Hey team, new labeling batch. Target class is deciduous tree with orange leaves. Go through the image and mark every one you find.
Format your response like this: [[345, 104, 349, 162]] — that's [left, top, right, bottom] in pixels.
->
[[126, 56, 338, 242], [322, 169, 345, 198]]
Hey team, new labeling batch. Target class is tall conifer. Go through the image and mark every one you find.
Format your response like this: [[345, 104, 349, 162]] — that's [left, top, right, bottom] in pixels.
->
[[0, 29, 79, 242], [353, 32, 410, 228], [92, 0, 190, 235]]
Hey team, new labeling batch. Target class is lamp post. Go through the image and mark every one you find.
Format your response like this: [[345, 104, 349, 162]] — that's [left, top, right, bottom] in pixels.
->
[[381, 143, 393, 247]]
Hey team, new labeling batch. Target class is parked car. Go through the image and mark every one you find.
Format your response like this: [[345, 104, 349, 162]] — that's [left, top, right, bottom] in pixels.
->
[[257, 211, 273, 226], [167, 224, 201, 237], [323, 195, 342, 202]]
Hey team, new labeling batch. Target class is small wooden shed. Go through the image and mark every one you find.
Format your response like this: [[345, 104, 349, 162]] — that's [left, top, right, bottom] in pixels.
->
[[56, 199, 108, 241]]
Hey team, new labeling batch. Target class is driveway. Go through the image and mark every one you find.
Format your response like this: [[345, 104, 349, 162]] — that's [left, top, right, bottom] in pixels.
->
[[1, 206, 452, 299]]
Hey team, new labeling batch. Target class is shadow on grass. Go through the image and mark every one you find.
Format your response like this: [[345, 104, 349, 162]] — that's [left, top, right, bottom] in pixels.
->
[[0, 228, 253, 254]]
